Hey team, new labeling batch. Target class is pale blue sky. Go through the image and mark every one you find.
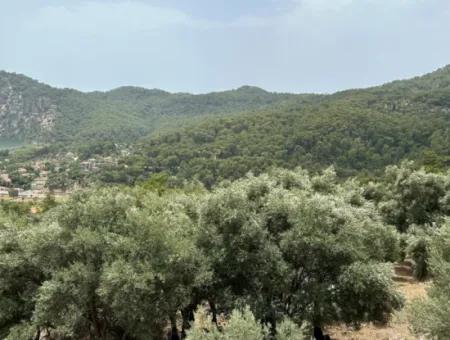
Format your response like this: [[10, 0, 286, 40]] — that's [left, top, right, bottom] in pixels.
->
[[2, 0, 450, 93]]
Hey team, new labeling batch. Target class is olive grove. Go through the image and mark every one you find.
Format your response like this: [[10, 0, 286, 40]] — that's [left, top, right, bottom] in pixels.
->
[[0, 164, 449, 339]]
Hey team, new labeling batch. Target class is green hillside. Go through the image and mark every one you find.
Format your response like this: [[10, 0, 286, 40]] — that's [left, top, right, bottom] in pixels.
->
[[0, 71, 309, 145], [123, 66, 450, 186], [1, 66, 449, 188]]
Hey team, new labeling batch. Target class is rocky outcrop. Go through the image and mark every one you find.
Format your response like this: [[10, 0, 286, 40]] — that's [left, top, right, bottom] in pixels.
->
[[0, 75, 57, 139]]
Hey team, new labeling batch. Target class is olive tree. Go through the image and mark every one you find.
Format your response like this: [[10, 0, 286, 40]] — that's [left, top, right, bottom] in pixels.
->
[[408, 219, 450, 338], [370, 162, 450, 279], [3, 188, 210, 339], [196, 168, 402, 334], [377, 162, 450, 231]]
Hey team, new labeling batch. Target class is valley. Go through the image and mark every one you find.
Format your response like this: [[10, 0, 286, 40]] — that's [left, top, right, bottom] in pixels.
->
[[3, 1, 450, 339], [0, 66, 448, 194], [0, 66, 449, 340]]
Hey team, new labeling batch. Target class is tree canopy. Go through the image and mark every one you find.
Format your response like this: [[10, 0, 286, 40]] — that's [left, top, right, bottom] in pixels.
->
[[1, 166, 428, 339]]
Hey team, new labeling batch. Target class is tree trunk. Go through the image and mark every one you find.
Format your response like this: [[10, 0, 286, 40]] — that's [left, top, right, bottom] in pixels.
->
[[34, 327, 40, 340], [170, 314, 179, 340], [209, 300, 217, 325], [181, 306, 195, 338]]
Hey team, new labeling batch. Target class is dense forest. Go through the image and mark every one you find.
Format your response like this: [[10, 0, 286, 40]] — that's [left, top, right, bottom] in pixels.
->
[[1, 66, 450, 190], [99, 66, 450, 188], [0, 71, 313, 145], [1, 162, 449, 339]]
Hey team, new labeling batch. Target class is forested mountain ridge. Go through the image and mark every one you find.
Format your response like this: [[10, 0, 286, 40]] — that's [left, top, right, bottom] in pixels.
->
[[1, 66, 450, 188], [0, 71, 309, 144], [2, 65, 450, 146], [124, 65, 450, 186], [328, 64, 450, 111]]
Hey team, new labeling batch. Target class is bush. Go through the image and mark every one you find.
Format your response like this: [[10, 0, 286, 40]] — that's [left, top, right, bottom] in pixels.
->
[[408, 220, 450, 338], [186, 306, 307, 340]]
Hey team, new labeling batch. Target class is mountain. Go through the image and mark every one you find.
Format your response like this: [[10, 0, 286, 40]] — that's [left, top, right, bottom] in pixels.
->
[[1, 66, 449, 187], [0, 72, 57, 141], [0, 71, 311, 145], [122, 65, 450, 185]]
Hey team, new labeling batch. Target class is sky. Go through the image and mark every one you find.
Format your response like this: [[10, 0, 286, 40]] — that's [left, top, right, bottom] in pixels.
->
[[1, 0, 450, 93]]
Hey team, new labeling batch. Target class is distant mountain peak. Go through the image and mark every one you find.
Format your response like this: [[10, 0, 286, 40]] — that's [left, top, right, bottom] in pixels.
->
[[106, 86, 170, 97], [235, 85, 268, 93]]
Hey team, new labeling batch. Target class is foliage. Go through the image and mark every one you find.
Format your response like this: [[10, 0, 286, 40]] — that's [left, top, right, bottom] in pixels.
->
[[2, 65, 450, 189], [0, 167, 409, 339], [126, 79, 450, 187], [0, 71, 303, 147], [186, 306, 307, 340], [405, 227, 431, 281], [377, 162, 450, 231], [1, 188, 210, 339], [275, 318, 308, 340], [1, 62, 450, 340], [220, 307, 269, 340], [118, 66, 450, 188], [185, 305, 224, 340], [408, 219, 450, 338], [365, 163, 450, 279], [336, 262, 403, 325], [195, 168, 401, 328]]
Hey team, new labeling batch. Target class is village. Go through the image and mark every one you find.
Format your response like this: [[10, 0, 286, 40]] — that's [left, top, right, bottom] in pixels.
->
[[0, 151, 121, 201]]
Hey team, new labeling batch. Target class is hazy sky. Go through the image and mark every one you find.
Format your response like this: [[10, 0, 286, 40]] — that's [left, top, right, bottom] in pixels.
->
[[1, 0, 450, 93]]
